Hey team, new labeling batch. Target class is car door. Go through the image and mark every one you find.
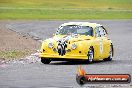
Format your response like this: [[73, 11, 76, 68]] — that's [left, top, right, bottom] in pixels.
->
[[98, 26, 110, 58], [94, 26, 102, 59]]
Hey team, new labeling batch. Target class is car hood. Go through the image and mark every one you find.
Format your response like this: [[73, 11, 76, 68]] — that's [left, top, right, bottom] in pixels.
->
[[45, 34, 93, 43]]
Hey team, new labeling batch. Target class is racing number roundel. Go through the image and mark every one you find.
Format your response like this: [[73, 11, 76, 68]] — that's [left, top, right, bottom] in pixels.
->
[[99, 27, 104, 54], [100, 38, 103, 54]]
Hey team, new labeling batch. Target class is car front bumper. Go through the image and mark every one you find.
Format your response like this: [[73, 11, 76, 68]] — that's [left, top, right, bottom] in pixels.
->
[[40, 53, 88, 61]]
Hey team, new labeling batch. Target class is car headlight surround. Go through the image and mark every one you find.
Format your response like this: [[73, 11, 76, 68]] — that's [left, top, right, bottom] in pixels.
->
[[71, 43, 77, 50], [48, 43, 54, 48]]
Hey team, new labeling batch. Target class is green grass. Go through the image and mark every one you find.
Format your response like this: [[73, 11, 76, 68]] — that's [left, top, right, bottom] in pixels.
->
[[0, 50, 27, 60], [0, 9, 131, 20], [0, 0, 132, 20]]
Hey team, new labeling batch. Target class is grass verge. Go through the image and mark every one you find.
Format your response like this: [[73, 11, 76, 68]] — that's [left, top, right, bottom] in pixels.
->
[[0, 8, 131, 20], [0, 0, 132, 19], [0, 50, 29, 60]]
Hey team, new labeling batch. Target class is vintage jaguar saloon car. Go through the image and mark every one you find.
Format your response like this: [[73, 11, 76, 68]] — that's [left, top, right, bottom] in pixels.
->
[[40, 22, 114, 64]]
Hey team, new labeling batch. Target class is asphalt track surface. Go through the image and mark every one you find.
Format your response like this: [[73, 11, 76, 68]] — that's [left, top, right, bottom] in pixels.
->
[[0, 20, 132, 88]]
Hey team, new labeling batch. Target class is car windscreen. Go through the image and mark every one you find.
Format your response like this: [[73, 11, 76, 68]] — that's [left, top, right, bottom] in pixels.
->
[[56, 25, 93, 36]]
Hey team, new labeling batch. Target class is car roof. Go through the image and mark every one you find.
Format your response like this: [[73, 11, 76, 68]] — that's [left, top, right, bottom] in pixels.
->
[[60, 22, 102, 28]]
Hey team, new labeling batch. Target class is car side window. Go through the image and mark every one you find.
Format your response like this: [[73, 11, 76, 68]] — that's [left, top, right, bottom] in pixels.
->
[[99, 26, 107, 37], [95, 27, 101, 37], [95, 26, 107, 37]]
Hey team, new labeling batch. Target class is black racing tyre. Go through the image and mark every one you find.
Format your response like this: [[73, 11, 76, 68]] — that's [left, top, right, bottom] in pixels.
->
[[104, 44, 113, 61], [87, 46, 94, 64], [41, 58, 51, 64]]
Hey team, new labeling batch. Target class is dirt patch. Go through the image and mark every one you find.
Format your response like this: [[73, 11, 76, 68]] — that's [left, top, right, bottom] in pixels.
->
[[0, 21, 40, 62]]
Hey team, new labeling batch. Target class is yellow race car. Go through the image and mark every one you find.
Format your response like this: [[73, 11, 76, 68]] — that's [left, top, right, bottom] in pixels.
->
[[40, 22, 114, 64]]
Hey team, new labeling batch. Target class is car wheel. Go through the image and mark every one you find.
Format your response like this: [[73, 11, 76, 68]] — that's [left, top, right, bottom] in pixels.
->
[[104, 44, 113, 61], [41, 58, 51, 64], [87, 47, 94, 64]]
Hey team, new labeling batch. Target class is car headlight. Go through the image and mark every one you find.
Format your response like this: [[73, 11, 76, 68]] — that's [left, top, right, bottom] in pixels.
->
[[48, 43, 54, 48], [71, 44, 77, 50]]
